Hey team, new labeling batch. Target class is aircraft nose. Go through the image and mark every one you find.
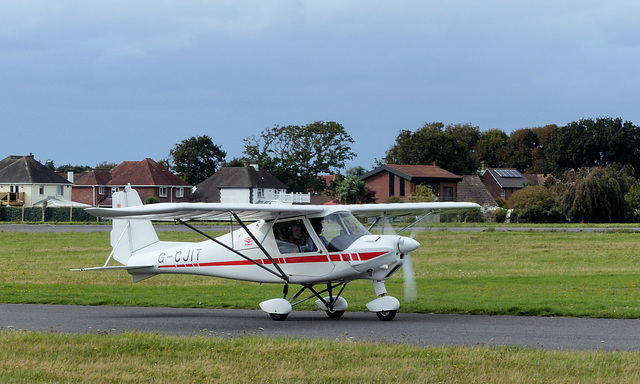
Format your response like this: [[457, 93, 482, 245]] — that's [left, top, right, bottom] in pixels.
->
[[398, 237, 420, 254]]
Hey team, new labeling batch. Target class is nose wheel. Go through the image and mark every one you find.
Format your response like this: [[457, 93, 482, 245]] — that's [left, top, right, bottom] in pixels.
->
[[325, 309, 346, 318], [375, 310, 397, 321], [269, 313, 289, 321]]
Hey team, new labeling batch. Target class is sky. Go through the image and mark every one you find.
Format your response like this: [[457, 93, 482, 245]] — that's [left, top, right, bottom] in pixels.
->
[[2, 1, 640, 172]]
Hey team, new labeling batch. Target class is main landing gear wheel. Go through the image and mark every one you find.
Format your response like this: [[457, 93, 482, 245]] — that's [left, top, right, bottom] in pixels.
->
[[269, 313, 289, 321], [325, 310, 345, 319], [376, 310, 397, 321]]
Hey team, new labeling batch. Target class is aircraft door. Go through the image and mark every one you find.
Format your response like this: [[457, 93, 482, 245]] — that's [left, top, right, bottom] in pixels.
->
[[271, 218, 335, 276]]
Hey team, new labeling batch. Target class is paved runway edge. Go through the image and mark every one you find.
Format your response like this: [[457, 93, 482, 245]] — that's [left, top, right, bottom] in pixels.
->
[[2, 304, 640, 351]]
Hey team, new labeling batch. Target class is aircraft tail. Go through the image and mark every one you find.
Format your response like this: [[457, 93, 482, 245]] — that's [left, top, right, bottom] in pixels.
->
[[110, 186, 159, 265]]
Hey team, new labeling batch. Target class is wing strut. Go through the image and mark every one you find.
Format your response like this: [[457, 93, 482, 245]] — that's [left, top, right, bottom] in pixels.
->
[[229, 212, 289, 283], [176, 219, 289, 283], [396, 211, 435, 235]]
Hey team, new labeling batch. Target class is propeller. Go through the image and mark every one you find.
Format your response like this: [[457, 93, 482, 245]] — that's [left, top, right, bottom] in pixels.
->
[[401, 220, 426, 302], [403, 252, 417, 301], [398, 235, 419, 302]]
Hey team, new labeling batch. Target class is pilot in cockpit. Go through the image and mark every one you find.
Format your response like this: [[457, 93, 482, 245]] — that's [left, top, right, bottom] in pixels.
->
[[287, 223, 307, 252]]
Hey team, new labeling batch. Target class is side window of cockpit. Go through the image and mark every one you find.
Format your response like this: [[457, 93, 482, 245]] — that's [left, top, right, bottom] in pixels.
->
[[272, 220, 318, 254]]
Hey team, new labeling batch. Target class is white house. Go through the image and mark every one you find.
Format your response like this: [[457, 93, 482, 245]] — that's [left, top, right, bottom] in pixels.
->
[[0, 154, 73, 207], [191, 163, 310, 204]]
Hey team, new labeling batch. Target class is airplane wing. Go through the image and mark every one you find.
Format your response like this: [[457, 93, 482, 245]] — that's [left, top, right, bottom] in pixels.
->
[[85, 203, 325, 221], [344, 201, 481, 218]]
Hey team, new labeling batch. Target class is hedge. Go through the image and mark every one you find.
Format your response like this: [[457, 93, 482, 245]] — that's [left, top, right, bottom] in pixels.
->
[[0, 206, 101, 222]]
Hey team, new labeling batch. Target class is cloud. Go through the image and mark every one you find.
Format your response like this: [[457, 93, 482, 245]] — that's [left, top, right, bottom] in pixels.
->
[[3, 0, 640, 168]]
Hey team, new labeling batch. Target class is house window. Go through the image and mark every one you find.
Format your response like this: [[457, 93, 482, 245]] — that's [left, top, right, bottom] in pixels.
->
[[159, 187, 168, 197], [257, 188, 264, 198], [99, 186, 105, 195], [39, 185, 45, 195], [399, 179, 405, 197], [443, 187, 454, 202], [10, 185, 19, 193], [500, 190, 506, 200], [274, 189, 281, 198], [176, 187, 184, 198], [389, 174, 395, 196], [57, 185, 64, 196], [111, 187, 120, 194]]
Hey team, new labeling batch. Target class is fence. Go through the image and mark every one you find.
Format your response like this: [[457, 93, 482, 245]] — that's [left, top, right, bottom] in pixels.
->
[[0, 206, 100, 222]]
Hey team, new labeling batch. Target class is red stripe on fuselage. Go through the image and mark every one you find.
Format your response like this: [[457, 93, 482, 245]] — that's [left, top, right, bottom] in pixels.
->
[[156, 251, 389, 269]]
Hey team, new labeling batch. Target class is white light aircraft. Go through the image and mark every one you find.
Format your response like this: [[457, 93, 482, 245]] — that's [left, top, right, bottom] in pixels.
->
[[76, 186, 479, 321]]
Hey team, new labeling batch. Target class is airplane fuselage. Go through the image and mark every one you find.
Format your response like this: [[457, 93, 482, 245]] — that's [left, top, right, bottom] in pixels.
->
[[126, 226, 406, 285]]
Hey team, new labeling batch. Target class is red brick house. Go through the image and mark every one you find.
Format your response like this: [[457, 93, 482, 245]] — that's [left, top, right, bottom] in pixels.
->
[[73, 158, 191, 206], [359, 164, 463, 202], [481, 168, 536, 201]]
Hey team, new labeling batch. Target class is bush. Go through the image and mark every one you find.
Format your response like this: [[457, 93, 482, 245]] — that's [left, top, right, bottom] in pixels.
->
[[546, 207, 567, 223], [0, 206, 98, 222], [517, 205, 546, 223], [144, 196, 160, 204], [494, 208, 508, 223], [509, 186, 555, 210], [495, 197, 507, 208], [462, 209, 483, 223]]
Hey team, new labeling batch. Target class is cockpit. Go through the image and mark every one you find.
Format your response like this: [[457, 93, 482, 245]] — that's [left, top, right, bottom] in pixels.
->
[[272, 212, 370, 254]]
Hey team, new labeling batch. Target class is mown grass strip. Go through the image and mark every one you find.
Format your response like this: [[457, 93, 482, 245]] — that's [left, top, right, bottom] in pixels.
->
[[3, 230, 640, 318], [1, 330, 640, 383]]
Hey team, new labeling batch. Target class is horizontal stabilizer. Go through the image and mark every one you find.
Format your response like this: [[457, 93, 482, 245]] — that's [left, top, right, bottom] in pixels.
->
[[71, 265, 154, 272]]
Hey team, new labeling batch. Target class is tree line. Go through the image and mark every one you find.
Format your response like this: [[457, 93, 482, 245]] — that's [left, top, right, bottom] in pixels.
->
[[45, 116, 640, 222], [383, 117, 640, 178]]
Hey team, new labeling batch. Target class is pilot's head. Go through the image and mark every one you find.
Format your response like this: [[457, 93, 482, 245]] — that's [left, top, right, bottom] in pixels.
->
[[290, 223, 303, 240]]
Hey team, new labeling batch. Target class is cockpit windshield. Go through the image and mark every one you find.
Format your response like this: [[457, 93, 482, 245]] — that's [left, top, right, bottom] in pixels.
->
[[320, 212, 370, 252]]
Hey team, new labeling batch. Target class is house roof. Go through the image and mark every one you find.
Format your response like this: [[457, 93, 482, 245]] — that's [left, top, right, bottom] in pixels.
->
[[484, 168, 530, 189], [457, 175, 498, 208], [74, 169, 112, 186], [74, 158, 190, 187], [191, 166, 288, 202], [0, 155, 71, 185], [111, 158, 190, 186], [524, 173, 548, 186], [360, 164, 462, 181]]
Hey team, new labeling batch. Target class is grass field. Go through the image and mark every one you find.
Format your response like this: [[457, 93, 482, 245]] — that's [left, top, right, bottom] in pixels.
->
[[2, 228, 640, 383], [2, 331, 640, 383], [2, 229, 640, 318]]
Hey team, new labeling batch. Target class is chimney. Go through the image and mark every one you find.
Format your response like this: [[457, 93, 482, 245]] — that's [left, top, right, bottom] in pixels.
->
[[248, 160, 259, 171], [67, 167, 74, 183], [480, 161, 488, 172]]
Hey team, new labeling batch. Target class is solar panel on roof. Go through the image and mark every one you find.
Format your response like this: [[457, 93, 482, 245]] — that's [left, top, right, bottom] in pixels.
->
[[495, 169, 522, 178]]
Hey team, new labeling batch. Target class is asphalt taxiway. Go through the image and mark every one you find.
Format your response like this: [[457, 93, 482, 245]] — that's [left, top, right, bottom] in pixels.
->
[[2, 304, 640, 351]]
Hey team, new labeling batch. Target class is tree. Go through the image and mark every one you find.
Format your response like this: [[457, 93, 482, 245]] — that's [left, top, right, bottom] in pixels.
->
[[530, 125, 556, 173], [95, 161, 118, 169], [169, 135, 226, 185], [444, 123, 481, 150], [625, 182, 640, 222], [542, 117, 640, 177], [503, 128, 539, 172], [384, 122, 477, 175], [550, 163, 636, 223], [243, 121, 356, 193], [474, 128, 508, 168], [410, 184, 435, 202], [223, 157, 247, 167], [508, 186, 555, 210], [346, 166, 366, 178], [336, 176, 367, 204], [55, 164, 90, 173]]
